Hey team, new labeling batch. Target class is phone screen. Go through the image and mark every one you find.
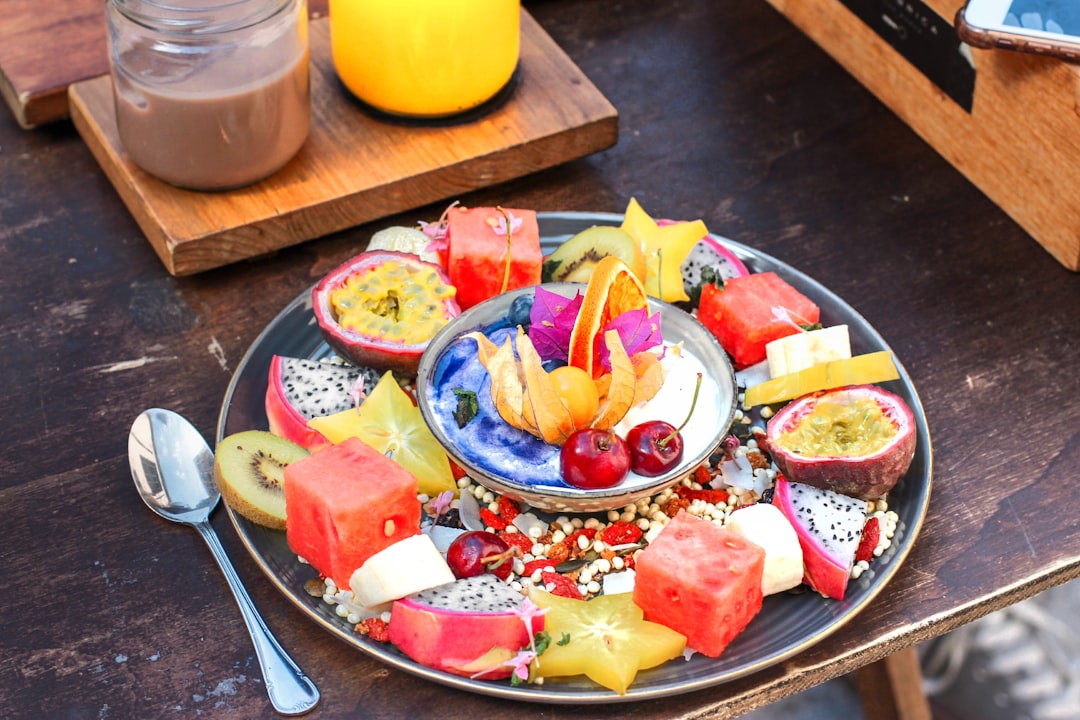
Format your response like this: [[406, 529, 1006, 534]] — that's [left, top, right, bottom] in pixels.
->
[[1004, 1, 1080, 34], [961, 0, 1080, 58], [965, 0, 1080, 38]]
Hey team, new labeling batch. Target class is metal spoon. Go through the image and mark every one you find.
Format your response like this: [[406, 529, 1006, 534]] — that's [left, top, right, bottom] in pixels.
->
[[128, 408, 320, 716]]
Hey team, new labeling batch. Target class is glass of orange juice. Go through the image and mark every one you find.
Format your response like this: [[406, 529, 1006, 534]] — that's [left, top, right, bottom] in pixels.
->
[[329, 0, 520, 118]]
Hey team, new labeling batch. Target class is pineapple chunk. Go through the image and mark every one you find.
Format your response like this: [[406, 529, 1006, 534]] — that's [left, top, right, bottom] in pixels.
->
[[766, 325, 851, 378]]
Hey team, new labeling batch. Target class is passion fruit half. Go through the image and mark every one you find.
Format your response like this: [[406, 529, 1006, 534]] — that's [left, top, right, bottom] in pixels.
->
[[313, 250, 461, 376], [764, 384, 916, 500]]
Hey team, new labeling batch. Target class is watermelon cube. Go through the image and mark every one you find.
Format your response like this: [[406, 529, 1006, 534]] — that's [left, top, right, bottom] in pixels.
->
[[284, 437, 420, 587], [697, 272, 820, 368], [632, 512, 765, 657], [446, 206, 542, 309]]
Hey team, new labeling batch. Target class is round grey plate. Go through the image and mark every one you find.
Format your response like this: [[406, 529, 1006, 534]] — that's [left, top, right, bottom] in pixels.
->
[[216, 212, 933, 703]]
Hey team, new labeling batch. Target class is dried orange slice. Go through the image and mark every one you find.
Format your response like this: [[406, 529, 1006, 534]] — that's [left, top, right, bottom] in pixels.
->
[[567, 256, 649, 378]]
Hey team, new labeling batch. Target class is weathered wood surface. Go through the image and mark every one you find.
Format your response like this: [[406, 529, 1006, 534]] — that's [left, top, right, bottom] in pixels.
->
[[1, 0, 1078, 718], [0, 0, 329, 128], [68, 11, 617, 277]]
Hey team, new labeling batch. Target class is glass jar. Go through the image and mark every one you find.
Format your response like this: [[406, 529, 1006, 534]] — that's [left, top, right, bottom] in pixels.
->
[[106, 0, 311, 191], [329, 0, 520, 118]]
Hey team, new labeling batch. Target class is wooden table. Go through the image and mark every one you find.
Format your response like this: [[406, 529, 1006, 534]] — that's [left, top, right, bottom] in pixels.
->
[[2, 0, 1077, 718]]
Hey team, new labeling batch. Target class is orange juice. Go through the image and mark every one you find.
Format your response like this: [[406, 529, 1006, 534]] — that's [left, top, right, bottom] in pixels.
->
[[329, 0, 520, 117]]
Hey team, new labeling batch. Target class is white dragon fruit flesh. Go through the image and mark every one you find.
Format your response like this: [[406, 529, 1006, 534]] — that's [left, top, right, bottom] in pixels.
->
[[388, 574, 544, 679], [772, 475, 868, 600], [680, 233, 750, 301], [265, 355, 379, 451]]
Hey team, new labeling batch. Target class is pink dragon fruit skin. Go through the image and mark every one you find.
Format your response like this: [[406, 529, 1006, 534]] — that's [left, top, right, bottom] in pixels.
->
[[388, 575, 544, 679], [772, 475, 868, 601], [675, 230, 750, 297], [265, 355, 379, 451]]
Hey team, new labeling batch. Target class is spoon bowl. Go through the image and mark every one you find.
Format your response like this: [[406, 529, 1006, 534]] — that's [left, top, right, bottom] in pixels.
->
[[128, 408, 319, 716]]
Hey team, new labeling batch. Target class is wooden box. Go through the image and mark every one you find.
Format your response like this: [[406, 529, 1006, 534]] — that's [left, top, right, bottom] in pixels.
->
[[765, 0, 1080, 271]]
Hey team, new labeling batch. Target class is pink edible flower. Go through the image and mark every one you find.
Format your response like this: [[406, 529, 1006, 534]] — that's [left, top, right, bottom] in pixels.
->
[[489, 209, 523, 237], [428, 489, 454, 522], [512, 597, 549, 657], [771, 305, 814, 332], [349, 377, 367, 411]]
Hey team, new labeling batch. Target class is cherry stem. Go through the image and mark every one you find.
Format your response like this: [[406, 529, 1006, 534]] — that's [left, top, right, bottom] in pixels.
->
[[482, 548, 516, 570], [659, 373, 703, 448]]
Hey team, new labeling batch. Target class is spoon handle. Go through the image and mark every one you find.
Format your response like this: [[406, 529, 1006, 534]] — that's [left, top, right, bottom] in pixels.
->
[[194, 520, 320, 716]]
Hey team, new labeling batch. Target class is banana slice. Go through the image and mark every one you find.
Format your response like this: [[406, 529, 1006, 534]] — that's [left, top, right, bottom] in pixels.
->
[[214, 430, 309, 530], [765, 324, 851, 378], [350, 533, 456, 610]]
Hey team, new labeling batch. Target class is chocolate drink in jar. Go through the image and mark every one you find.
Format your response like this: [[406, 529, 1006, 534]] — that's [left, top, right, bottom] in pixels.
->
[[106, 0, 311, 191]]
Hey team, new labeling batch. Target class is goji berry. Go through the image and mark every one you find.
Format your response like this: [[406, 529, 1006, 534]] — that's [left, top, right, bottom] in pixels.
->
[[693, 465, 712, 485], [522, 558, 556, 577], [675, 485, 729, 505], [355, 617, 390, 642], [601, 521, 643, 546], [500, 531, 533, 555], [449, 460, 468, 481], [564, 527, 597, 548], [479, 507, 508, 531], [497, 496, 520, 522], [541, 571, 584, 600], [855, 517, 880, 563]]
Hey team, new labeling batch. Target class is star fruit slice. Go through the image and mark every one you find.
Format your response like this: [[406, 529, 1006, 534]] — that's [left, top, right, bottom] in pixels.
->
[[307, 370, 456, 497], [620, 197, 707, 304], [527, 588, 686, 695]]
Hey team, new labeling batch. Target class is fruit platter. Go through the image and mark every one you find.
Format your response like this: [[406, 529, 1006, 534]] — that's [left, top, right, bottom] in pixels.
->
[[216, 205, 932, 702]]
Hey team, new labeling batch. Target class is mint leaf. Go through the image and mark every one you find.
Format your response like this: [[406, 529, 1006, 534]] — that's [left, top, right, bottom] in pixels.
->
[[451, 388, 478, 428]]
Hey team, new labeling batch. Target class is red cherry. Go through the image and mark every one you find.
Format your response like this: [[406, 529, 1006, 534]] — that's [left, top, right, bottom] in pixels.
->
[[627, 420, 685, 476], [560, 429, 631, 489], [446, 530, 514, 580], [627, 372, 702, 477]]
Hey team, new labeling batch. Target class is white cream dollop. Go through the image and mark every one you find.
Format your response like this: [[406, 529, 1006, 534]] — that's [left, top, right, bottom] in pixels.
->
[[614, 344, 715, 441]]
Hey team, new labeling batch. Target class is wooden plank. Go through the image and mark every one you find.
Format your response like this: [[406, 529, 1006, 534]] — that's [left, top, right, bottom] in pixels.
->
[[67, 11, 618, 276], [765, 0, 1080, 271], [854, 648, 932, 720], [0, 0, 329, 128]]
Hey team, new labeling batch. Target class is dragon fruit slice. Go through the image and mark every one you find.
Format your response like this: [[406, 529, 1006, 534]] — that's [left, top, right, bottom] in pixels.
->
[[388, 574, 544, 678], [772, 475, 868, 600], [265, 355, 379, 451], [680, 234, 750, 299]]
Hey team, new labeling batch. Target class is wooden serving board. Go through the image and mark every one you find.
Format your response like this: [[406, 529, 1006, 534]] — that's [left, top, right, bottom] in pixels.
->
[[67, 11, 618, 277], [0, 0, 329, 129]]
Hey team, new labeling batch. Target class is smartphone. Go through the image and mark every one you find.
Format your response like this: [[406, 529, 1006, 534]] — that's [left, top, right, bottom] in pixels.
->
[[957, 0, 1080, 61]]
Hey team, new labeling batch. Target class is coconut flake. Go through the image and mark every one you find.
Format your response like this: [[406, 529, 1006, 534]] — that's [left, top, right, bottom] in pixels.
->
[[602, 569, 636, 595], [457, 490, 483, 531], [735, 361, 771, 392], [511, 512, 548, 539], [717, 457, 757, 489], [424, 524, 466, 553]]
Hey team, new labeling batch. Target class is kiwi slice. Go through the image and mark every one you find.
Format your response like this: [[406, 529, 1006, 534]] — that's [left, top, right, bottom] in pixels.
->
[[214, 430, 309, 530], [542, 225, 645, 283]]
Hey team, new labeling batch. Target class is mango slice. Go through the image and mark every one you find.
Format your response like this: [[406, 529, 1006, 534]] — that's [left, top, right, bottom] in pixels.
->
[[743, 350, 900, 407]]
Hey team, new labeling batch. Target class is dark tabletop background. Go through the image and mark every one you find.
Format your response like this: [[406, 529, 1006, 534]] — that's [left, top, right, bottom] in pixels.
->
[[2, 0, 1078, 718]]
